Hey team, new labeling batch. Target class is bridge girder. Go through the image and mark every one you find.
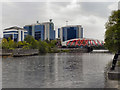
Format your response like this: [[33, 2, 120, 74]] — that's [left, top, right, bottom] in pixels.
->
[[62, 38, 104, 47]]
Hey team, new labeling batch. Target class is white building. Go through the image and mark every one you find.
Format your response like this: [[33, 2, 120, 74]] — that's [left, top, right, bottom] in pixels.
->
[[3, 26, 28, 42]]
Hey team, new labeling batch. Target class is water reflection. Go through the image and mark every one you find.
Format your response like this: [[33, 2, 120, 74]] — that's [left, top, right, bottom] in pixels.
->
[[2, 53, 113, 88]]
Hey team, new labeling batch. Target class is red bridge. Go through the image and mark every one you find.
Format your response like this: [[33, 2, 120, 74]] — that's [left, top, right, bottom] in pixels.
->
[[62, 38, 104, 47]]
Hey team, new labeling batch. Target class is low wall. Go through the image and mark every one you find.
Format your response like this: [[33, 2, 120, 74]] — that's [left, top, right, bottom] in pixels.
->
[[69, 48, 88, 53], [0, 49, 13, 56], [0, 49, 39, 57], [13, 49, 39, 57], [58, 48, 88, 53]]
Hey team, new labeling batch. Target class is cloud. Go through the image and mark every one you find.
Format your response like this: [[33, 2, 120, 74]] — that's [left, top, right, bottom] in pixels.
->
[[108, 2, 118, 10], [1, 0, 119, 2], [1, 1, 118, 40]]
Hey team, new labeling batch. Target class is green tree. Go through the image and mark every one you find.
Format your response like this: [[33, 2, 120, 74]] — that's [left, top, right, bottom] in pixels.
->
[[22, 41, 30, 49], [2, 38, 9, 49], [8, 39, 16, 49], [17, 41, 24, 48], [49, 40, 57, 48], [105, 10, 120, 52], [24, 35, 39, 49], [30, 39, 39, 49], [24, 35, 35, 44], [39, 40, 50, 53]]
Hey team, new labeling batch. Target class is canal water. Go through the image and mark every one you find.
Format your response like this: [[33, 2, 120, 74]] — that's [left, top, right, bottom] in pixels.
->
[[2, 53, 113, 88]]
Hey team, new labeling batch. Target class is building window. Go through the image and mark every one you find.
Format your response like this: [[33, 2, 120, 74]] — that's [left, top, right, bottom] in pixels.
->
[[4, 34, 13, 40], [14, 34, 18, 42], [35, 31, 41, 40], [24, 26, 32, 35]]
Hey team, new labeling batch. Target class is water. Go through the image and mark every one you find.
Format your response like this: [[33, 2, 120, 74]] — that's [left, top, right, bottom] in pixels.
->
[[2, 53, 113, 88]]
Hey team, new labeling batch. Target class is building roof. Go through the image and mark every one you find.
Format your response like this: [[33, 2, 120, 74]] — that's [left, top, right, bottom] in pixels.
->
[[61, 25, 82, 28], [41, 22, 53, 24], [24, 23, 43, 27], [4, 26, 27, 31], [24, 21, 53, 27]]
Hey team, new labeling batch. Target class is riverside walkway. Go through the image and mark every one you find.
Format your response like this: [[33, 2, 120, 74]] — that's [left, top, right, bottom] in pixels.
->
[[107, 57, 120, 89]]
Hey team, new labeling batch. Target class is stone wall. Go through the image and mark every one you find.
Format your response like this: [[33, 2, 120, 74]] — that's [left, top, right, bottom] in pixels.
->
[[58, 48, 88, 53], [0, 49, 39, 56], [13, 49, 39, 57], [0, 49, 13, 56]]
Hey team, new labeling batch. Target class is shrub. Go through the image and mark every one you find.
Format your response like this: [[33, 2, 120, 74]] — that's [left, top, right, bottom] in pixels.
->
[[39, 40, 50, 53], [2, 38, 9, 49]]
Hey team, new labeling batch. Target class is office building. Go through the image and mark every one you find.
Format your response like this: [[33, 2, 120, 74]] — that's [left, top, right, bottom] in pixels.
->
[[58, 25, 83, 41], [3, 26, 28, 42], [24, 20, 55, 41], [58, 28, 60, 38]]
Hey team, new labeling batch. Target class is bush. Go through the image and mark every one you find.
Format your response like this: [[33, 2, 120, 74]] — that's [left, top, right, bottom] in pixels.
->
[[22, 45, 30, 49], [49, 40, 57, 48], [2, 35, 58, 54], [8, 40, 16, 49], [39, 40, 50, 53], [24, 35, 39, 49], [30, 40, 39, 49], [17, 41, 24, 48], [2, 38, 9, 49]]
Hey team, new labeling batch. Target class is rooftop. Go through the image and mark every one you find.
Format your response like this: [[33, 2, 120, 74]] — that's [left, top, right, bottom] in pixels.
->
[[61, 25, 82, 28], [24, 22, 53, 27], [4, 26, 27, 31]]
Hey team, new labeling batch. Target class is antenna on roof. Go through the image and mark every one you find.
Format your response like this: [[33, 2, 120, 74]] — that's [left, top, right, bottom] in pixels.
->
[[49, 19, 52, 22], [37, 21, 39, 24], [66, 21, 68, 26]]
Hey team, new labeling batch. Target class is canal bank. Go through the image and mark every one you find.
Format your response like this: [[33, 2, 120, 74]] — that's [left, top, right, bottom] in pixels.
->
[[105, 57, 120, 89], [0, 48, 89, 57], [0, 49, 39, 57]]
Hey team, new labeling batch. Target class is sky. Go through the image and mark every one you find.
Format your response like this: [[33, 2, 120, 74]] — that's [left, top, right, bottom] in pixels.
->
[[0, 0, 119, 40]]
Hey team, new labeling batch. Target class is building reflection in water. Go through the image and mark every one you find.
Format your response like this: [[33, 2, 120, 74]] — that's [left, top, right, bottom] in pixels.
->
[[52, 53, 84, 88]]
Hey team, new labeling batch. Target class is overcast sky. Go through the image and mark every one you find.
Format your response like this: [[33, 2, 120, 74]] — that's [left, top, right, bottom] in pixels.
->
[[1, 0, 119, 40]]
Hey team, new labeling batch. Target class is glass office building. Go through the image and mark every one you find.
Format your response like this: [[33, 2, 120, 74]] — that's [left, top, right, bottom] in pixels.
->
[[59, 25, 83, 41], [3, 26, 28, 42], [24, 20, 55, 41], [24, 25, 45, 41], [58, 28, 60, 38]]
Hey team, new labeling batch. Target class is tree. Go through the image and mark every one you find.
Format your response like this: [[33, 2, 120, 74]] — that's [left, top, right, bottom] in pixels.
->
[[30, 39, 39, 49], [105, 10, 120, 52], [8, 39, 16, 49], [24, 35, 39, 49], [49, 40, 57, 48], [24, 35, 35, 44], [17, 41, 24, 48], [38, 40, 50, 53], [22, 41, 30, 49], [2, 38, 9, 49]]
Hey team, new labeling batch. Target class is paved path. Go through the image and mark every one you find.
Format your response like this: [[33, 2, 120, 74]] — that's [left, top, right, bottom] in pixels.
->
[[106, 58, 120, 89]]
